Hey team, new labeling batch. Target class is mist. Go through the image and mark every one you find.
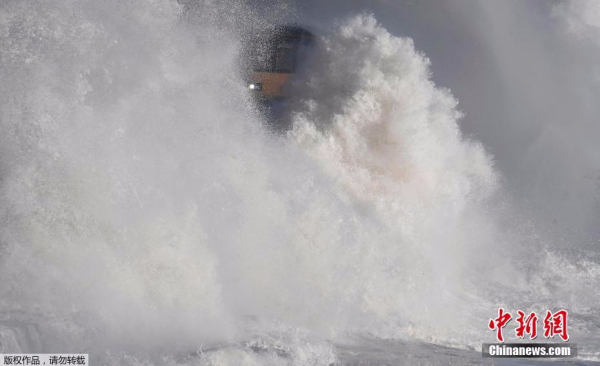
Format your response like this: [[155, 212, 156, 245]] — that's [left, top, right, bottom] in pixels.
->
[[1, 0, 599, 364], [296, 0, 600, 240]]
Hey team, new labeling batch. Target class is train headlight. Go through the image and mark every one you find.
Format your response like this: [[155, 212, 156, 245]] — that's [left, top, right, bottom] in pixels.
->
[[248, 82, 262, 91]]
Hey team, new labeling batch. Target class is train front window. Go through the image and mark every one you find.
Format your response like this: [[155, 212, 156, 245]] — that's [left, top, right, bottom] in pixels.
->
[[249, 44, 275, 72], [246, 27, 314, 74], [274, 43, 295, 73]]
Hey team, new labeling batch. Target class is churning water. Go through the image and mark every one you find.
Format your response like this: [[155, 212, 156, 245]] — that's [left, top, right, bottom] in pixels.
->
[[0, 0, 598, 364]]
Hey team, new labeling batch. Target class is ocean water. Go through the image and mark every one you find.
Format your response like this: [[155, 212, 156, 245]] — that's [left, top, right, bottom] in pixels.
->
[[0, 0, 598, 365]]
